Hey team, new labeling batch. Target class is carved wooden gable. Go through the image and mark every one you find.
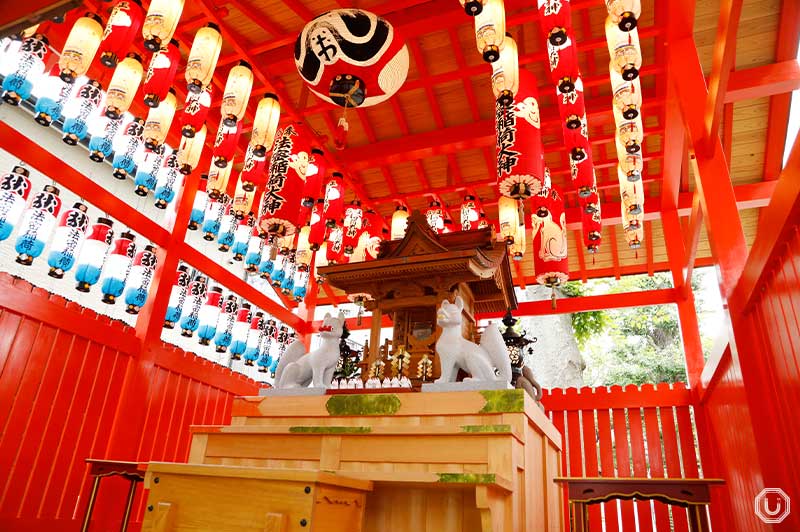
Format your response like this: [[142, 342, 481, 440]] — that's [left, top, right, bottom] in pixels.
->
[[380, 211, 448, 259]]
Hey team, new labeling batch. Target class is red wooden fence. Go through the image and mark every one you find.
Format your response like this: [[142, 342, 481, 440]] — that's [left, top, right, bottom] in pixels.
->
[[542, 383, 707, 532], [0, 272, 259, 531]]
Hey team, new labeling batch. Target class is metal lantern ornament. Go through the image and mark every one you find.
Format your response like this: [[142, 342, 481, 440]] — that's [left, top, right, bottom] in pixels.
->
[[89, 116, 124, 162], [212, 120, 242, 168], [0, 166, 32, 241], [74, 217, 114, 292], [501, 309, 537, 386], [197, 286, 224, 345], [33, 66, 74, 126], [185, 22, 222, 93], [530, 186, 569, 288], [179, 275, 207, 336], [59, 13, 104, 83], [142, 39, 180, 107], [100, 230, 136, 304], [221, 60, 253, 127], [496, 69, 545, 200], [294, 9, 409, 108], [213, 295, 238, 353], [2, 32, 49, 105], [15, 185, 61, 266], [177, 125, 207, 175], [491, 33, 518, 107], [259, 124, 309, 236], [143, 88, 176, 149], [142, 0, 184, 52], [163, 264, 190, 328], [474, 0, 505, 62], [180, 87, 211, 138], [62, 79, 103, 145], [105, 52, 143, 119], [188, 174, 209, 230], [390, 205, 409, 239], [47, 202, 90, 278], [250, 93, 280, 157], [124, 244, 158, 314], [99, 0, 145, 67], [112, 116, 145, 179]]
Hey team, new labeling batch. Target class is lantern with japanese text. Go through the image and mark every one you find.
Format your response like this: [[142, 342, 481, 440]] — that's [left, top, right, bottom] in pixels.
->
[[530, 186, 569, 287], [390, 205, 409, 239], [308, 199, 327, 250], [616, 115, 643, 154], [59, 13, 104, 83], [496, 69, 545, 199], [74, 217, 114, 292], [605, 0, 640, 31], [179, 88, 211, 138], [570, 152, 597, 198], [99, 0, 145, 67], [259, 124, 309, 236], [217, 201, 236, 251], [177, 125, 206, 174], [342, 200, 364, 254], [232, 178, 256, 220], [0, 166, 32, 241], [491, 33, 518, 106], [185, 22, 221, 93], [112, 116, 145, 179], [163, 264, 190, 328], [231, 215, 254, 261], [257, 319, 277, 371], [213, 295, 238, 352], [270, 247, 288, 285], [104, 53, 143, 119], [302, 148, 327, 208], [250, 93, 280, 157], [258, 237, 277, 279], [360, 209, 386, 260], [221, 60, 253, 126], [47, 202, 89, 278], [581, 201, 602, 254], [556, 76, 586, 132], [326, 223, 345, 264], [538, 0, 573, 46], [611, 72, 641, 120], [620, 179, 644, 216], [243, 312, 265, 365], [15, 185, 61, 266], [188, 174, 209, 230], [62, 79, 103, 145], [624, 224, 643, 249], [606, 20, 641, 81], [239, 144, 268, 192], [425, 200, 444, 234], [33, 67, 73, 126], [498, 195, 520, 244], [546, 37, 580, 94], [142, 39, 180, 107], [99, 230, 136, 304], [460, 195, 480, 231], [154, 148, 183, 208], [124, 244, 157, 314], [197, 286, 224, 345], [618, 152, 643, 182], [179, 275, 207, 336], [294, 9, 409, 108], [229, 303, 252, 359], [474, 0, 505, 62], [89, 116, 124, 162], [142, 0, 184, 52], [212, 120, 242, 168], [323, 172, 345, 227], [244, 226, 264, 273], [207, 161, 233, 199], [134, 145, 165, 195], [2, 33, 48, 104], [292, 267, 309, 301], [280, 252, 296, 294], [143, 87, 176, 149], [202, 195, 227, 241]]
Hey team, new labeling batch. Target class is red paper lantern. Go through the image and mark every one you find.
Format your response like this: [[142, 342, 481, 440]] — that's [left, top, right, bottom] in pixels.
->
[[142, 38, 180, 108], [99, 0, 145, 68], [212, 119, 243, 169], [294, 9, 409, 108], [569, 150, 596, 198], [342, 200, 364, 254], [326, 223, 345, 264], [497, 69, 545, 199], [546, 37, 580, 93], [537, 0, 573, 46], [179, 86, 211, 138], [308, 199, 326, 251], [555, 76, 586, 131], [361, 209, 386, 260], [580, 193, 602, 253], [258, 124, 309, 236], [240, 145, 268, 192], [529, 186, 569, 287], [323, 172, 344, 227], [424, 200, 445, 234], [302, 148, 326, 208], [460, 195, 481, 231]]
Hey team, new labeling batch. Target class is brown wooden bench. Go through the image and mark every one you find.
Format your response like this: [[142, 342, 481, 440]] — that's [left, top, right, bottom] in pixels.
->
[[554, 477, 725, 532]]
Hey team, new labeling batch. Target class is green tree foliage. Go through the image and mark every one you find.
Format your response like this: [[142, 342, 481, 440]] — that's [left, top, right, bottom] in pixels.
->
[[560, 282, 608, 347]]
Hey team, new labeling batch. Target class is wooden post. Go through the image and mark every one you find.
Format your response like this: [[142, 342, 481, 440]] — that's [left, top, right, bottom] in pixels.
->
[[368, 306, 383, 369]]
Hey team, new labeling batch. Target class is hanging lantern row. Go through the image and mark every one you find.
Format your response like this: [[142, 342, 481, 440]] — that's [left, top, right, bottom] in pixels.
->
[[161, 262, 295, 373], [0, 165, 163, 313], [537, 0, 603, 256], [603, 14, 645, 250]]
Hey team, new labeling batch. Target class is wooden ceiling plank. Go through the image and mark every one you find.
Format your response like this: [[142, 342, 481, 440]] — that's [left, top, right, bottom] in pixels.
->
[[225, 0, 286, 38]]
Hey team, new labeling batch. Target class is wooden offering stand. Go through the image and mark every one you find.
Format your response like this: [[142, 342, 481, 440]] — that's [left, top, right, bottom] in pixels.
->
[[319, 211, 517, 385]]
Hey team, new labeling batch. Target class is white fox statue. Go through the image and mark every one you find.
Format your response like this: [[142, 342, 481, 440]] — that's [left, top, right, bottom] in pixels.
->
[[274, 311, 345, 389], [435, 296, 512, 383]]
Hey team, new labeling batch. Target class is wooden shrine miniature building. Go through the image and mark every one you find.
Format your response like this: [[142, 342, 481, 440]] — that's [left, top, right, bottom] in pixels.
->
[[319, 211, 517, 384]]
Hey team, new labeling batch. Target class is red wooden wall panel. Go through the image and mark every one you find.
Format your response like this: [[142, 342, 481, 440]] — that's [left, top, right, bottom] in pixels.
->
[[0, 274, 259, 531]]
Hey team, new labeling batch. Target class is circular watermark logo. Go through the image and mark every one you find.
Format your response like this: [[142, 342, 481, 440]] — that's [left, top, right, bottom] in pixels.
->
[[755, 488, 790, 524]]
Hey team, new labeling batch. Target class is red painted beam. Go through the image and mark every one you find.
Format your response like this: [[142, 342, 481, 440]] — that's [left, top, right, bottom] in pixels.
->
[[682, 192, 705, 298], [724, 60, 800, 103]]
